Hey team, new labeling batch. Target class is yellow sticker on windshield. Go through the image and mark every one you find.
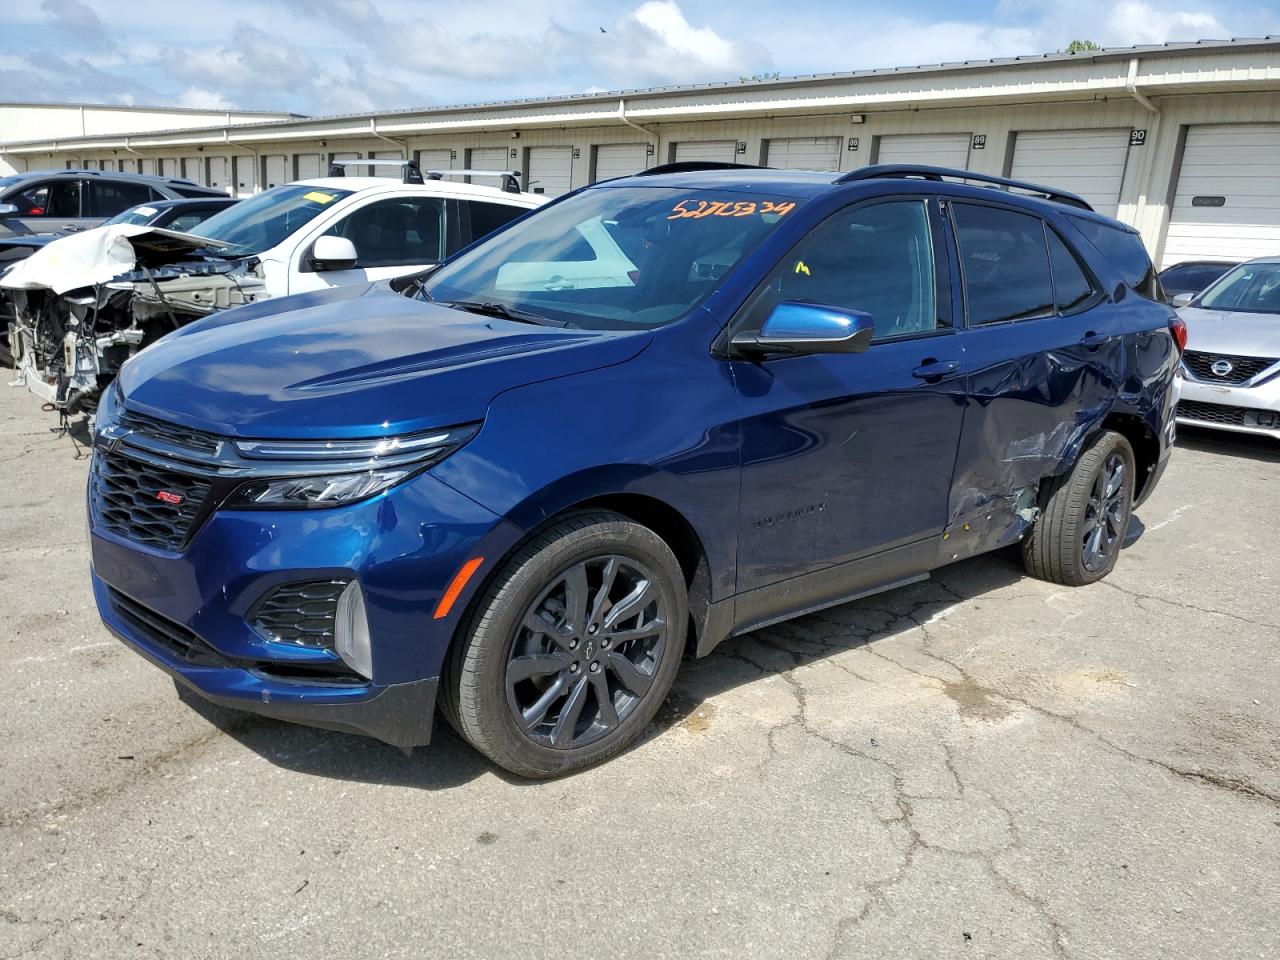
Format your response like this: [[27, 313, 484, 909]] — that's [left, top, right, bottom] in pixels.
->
[[668, 199, 796, 220], [303, 191, 337, 204]]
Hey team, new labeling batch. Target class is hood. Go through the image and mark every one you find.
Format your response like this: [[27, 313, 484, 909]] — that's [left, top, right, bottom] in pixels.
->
[[119, 283, 651, 439], [0, 224, 229, 294], [1179, 306, 1280, 358]]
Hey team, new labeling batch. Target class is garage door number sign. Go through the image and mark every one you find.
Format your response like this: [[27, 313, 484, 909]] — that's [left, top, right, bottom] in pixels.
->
[[668, 199, 797, 220]]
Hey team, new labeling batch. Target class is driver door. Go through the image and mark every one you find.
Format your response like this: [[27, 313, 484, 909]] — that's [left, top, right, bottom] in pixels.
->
[[729, 197, 966, 623]]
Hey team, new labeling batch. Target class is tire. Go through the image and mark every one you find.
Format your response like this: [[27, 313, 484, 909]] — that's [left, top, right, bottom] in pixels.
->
[[1022, 430, 1135, 586], [443, 510, 688, 778]]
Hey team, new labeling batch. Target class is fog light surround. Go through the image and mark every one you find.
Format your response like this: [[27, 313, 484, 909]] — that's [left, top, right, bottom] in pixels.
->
[[335, 581, 373, 680]]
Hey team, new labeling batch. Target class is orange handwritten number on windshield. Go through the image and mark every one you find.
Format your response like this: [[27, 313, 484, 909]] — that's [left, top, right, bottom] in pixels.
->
[[670, 199, 794, 219]]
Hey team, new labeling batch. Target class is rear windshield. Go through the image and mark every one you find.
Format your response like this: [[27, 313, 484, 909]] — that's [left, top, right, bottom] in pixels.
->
[[1159, 262, 1233, 294], [1198, 262, 1280, 315], [190, 184, 353, 255], [1069, 216, 1159, 300], [423, 185, 803, 330]]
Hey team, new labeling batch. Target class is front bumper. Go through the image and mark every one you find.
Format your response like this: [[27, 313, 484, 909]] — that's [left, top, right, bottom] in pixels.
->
[[90, 467, 518, 749], [1177, 372, 1280, 440]]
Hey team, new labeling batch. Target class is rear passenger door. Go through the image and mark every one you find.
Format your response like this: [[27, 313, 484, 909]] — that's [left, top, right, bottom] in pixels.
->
[[87, 179, 157, 225], [730, 197, 967, 616], [947, 200, 1118, 531]]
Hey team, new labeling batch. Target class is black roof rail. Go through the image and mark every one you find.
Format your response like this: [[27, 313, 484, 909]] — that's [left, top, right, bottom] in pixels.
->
[[634, 161, 768, 177], [423, 169, 523, 193], [835, 164, 1094, 212], [325, 158, 424, 184]]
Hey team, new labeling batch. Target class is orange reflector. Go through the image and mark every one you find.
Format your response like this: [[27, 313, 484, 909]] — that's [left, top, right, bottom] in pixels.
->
[[433, 557, 485, 620]]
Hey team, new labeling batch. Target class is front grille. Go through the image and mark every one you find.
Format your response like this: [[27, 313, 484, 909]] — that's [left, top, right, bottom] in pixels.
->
[[92, 448, 212, 551], [109, 589, 232, 667], [250, 579, 350, 647], [118, 410, 222, 455], [1174, 400, 1280, 428], [1182, 350, 1276, 385]]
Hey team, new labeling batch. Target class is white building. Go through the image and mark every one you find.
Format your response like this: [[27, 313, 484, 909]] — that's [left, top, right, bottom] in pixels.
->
[[3, 37, 1279, 267]]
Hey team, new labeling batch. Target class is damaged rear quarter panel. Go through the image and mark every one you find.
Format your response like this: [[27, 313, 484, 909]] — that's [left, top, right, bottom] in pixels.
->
[[947, 294, 1176, 559]]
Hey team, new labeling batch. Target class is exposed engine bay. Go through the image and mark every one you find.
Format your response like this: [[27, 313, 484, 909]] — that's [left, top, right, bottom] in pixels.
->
[[3, 226, 265, 413]]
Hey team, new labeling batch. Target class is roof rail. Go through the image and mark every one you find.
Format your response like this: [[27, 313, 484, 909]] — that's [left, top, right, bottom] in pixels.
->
[[634, 161, 767, 177], [422, 169, 523, 194], [835, 164, 1094, 211], [326, 158, 424, 185]]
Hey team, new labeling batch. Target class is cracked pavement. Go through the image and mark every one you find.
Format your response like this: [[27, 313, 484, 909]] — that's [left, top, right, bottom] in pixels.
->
[[1, 384, 1278, 960]]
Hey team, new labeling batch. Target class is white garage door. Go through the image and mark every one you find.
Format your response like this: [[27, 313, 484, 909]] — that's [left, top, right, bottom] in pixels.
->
[[1163, 124, 1280, 267], [594, 143, 648, 181], [368, 150, 403, 177], [766, 137, 841, 171], [181, 156, 204, 184], [876, 133, 970, 169], [296, 154, 323, 180], [467, 148, 511, 187], [263, 155, 288, 189], [416, 149, 452, 175], [119, 158, 137, 174], [138, 159, 157, 176], [158, 158, 178, 178], [207, 157, 229, 192], [232, 156, 257, 195], [1010, 129, 1130, 218], [527, 147, 573, 196], [674, 140, 736, 164]]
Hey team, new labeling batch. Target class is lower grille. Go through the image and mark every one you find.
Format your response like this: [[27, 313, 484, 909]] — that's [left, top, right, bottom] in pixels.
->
[[250, 579, 350, 647], [91, 449, 212, 551], [1176, 400, 1279, 428], [1183, 350, 1276, 385], [109, 589, 232, 667]]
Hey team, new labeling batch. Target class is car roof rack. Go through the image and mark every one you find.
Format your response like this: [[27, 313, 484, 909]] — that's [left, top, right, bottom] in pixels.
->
[[835, 164, 1094, 211], [326, 158, 425, 185], [422, 169, 523, 194], [633, 161, 768, 177]]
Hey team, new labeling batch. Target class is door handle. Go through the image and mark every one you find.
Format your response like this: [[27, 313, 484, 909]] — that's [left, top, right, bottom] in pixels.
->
[[911, 359, 961, 382], [1080, 331, 1109, 350]]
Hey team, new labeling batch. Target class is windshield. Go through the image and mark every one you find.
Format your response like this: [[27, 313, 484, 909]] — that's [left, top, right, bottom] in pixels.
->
[[1198, 262, 1280, 315], [188, 184, 353, 255], [423, 186, 804, 330], [104, 204, 160, 227]]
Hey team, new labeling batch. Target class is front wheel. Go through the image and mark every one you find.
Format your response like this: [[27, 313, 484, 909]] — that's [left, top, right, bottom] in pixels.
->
[[1023, 430, 1135, 586], [443, 511, 688, 778]]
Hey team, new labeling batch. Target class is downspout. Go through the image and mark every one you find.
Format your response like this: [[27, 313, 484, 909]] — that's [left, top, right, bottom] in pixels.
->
[[123, 136, 145, 173], [369, 117, 408, 158], [225, 129, 261, 195], [618, 98, 659, 158], [1126, 58, 1159, 113]]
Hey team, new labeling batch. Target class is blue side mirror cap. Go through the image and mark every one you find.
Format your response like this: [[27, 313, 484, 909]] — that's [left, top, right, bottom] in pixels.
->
[[732, 301, 875, 357]]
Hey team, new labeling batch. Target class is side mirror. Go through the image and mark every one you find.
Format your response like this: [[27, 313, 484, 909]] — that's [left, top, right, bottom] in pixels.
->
[[732, 301, 875, 357], [0, 203, 18, 218], [311, 235, 358, 271], [1169, 291, 1195, 308]]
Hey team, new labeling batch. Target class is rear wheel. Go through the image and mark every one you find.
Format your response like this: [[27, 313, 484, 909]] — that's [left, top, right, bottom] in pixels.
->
[[444, 511, 687, 778], [1023, 430, 1135, 586]]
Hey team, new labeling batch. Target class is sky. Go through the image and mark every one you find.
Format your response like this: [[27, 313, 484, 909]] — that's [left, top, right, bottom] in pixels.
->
[[2, 0, 1279, 117]]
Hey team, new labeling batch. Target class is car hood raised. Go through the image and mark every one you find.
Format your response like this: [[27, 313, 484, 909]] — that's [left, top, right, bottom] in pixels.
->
[[1179, 306, 1280, 359], [119, 283, 651, 439]]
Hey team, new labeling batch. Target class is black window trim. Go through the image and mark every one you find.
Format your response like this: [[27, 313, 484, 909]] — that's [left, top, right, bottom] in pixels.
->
[[946, 196, 1102, 329], [720, 193, 957, 360]]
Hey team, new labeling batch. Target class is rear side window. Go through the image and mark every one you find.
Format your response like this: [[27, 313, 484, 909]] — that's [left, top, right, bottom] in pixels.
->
[[1069, 216, 1158, 299], [467, 201, 526, 243], [1046, 229, 1095, 313], [89, 180, 155, 217], [953, 203, 1054, 324]]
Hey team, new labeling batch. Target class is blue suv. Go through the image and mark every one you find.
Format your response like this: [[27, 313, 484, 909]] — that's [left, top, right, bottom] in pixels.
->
[[89, 163, 1182, 777]]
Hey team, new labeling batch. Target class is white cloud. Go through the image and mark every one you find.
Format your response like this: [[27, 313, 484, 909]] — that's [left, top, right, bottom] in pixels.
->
[[176, 87, 236, 110], [1104, 0, 1228, 44]]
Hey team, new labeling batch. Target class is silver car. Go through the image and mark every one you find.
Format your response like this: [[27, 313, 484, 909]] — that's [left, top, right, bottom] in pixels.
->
[[1175, 256, 1280, 439]]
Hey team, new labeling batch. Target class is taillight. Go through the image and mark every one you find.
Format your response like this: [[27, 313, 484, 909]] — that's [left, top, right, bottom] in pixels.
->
[[1169, 314, 1187, 355]]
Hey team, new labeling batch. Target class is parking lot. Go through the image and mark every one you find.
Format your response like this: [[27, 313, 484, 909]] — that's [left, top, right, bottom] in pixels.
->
[[1, 377, 1277, 958]]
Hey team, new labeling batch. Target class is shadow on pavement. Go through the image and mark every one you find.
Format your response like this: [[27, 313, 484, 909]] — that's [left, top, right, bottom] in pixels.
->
[[188, 552, 1028, 789], [1175, 426, 1280, 463]]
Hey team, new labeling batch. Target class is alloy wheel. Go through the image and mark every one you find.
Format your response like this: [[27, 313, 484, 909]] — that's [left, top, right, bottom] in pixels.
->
[[1081, 452, 1128, 572], [505, 555, 667, 750]]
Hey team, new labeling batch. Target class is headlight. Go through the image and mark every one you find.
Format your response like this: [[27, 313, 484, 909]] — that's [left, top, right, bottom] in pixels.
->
[[226, 423, 478, 509]]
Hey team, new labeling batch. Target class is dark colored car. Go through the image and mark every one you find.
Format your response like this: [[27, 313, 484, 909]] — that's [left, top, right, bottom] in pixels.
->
[[0, 169, 227, 239], [1157, 259, 1237, 304], [89, 163, 1183, 777], [0, 196, 239, 258]]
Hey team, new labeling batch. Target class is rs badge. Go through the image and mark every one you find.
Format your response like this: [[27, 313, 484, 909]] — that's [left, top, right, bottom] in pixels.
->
[[155, 490, 184, 505]]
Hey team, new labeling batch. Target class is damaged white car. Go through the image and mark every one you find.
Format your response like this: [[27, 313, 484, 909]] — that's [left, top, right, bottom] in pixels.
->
[[2, 164, 543, 412]]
